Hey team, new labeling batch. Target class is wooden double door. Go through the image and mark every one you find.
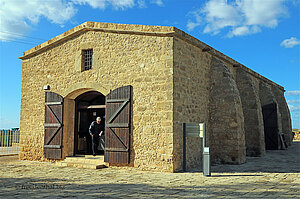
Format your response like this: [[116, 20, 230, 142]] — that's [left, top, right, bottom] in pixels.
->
[[43, 86, 132, 164]]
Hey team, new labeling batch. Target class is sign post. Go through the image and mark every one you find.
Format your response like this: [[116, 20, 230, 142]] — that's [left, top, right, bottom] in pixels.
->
[[183, 122, 211, 176], [202, 123, 211, 176]]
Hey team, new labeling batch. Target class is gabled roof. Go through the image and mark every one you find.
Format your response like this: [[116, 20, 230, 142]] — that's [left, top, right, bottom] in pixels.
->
[[20, 21, 175, 59], [19, 21, 284, 91]]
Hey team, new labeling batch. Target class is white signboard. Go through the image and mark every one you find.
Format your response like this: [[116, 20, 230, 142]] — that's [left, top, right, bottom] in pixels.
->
[[186, 123, 205, 138], [203, 147, 209, 153]]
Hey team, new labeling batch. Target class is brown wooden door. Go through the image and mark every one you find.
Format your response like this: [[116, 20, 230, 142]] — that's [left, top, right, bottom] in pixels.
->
[[44, 92, 64, 159], [105, 86, 132, 164]]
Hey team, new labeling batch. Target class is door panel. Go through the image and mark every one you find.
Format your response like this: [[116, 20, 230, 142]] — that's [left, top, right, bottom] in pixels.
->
[[44, 92, 64, 159], [105, 86, 132, 164]]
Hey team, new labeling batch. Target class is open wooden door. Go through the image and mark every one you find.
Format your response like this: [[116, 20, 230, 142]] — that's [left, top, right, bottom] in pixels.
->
[[44, 91, 64, 159], [105, 85, 132, 164]]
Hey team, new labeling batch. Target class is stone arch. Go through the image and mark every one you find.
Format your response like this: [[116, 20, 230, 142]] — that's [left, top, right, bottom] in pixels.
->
[[208, 57, 246, 164], [259, 82, 278, 106], [61, 82, 110, 98], [259, 82, 283, 150], [236, 68, 265, 156], [271, 86, 293, 146]]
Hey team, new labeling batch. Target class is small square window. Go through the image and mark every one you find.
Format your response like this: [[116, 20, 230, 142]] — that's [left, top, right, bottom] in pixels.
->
[[82, 49, 93, 71]]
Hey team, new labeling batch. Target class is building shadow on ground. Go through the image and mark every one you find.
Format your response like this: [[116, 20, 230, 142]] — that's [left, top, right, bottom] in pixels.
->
[[0, 177, 298, 198], [189, 141, 300, 174]]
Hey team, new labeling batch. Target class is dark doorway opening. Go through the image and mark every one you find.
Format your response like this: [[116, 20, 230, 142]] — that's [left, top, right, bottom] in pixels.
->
[[262, 103, 279, 150], [75, 91, 105, 155]]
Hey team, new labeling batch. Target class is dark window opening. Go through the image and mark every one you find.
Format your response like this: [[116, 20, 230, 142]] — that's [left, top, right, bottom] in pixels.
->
[[83, 49, 93, 71]]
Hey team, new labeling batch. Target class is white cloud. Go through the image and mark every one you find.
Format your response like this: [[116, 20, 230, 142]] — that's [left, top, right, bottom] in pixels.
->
[[237, 0, 287, 28], [187, 0, 288, 37], [137, 0, 147, 8], [0, 0, 77, 41], [285, 90, 300, 96], [280, 37, 300, 48], [287, 100, 300, 104], [187, 11, 202, 31], [72, 0, 106, 9], [106, 0, 135, 9], [0, 0, 144, 42], [73, 0, 134, 9], [287, 99, 300, 112], [187, 21, 200, 31], [202, 0, 241, 35], [228, 26, 261, 37], [151, 0, 163, 7], [288, 104, 300, 111]]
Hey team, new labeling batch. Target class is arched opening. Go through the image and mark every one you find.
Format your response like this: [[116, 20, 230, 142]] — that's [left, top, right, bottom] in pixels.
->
[[236, 68, 265, 156], [208, 57, 246, 164], [262, 102, 279, 150], [259, 82, 285, 150], [74, 91, 106, 155]]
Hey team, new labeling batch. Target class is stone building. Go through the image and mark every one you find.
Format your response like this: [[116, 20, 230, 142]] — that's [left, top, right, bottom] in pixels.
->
[[19, 22, 292, 172]]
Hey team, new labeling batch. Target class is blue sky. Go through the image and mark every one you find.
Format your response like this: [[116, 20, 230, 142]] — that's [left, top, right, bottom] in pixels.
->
[[0, 0, 299, 129]]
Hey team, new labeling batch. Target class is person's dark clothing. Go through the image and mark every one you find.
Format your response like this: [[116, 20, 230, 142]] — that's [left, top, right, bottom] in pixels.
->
[[89, 121, 104, 155], [91, 135, 99, 156], [89, 121, 104, 136]]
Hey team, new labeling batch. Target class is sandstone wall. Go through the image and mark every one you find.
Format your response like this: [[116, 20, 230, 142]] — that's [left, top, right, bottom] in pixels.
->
[[172, 37, 212, 171], [20, 22, 292, 172], [208, 57, 246, 164], [20, 24, 175, 172], [293, 130, 300, 140], [236, 68, 265, 156]]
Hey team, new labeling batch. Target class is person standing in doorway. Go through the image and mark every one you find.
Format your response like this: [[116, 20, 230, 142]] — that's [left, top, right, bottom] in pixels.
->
[[89, 117, 104, 156]]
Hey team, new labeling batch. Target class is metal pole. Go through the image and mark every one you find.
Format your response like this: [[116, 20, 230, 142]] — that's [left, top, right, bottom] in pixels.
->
[[183, 123, 186, 172], [203, 123, 206, 147], [202, 123, 211, 176], [0, 130, 2, 146], [5, 130, 8, 153], [12, 130, 15, 153]]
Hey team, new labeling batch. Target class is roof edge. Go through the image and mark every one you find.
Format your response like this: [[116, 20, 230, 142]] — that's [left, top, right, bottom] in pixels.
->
[[172, 28, 285, 91], [19, 21, 284, 91], [19, 21, 175, 60]]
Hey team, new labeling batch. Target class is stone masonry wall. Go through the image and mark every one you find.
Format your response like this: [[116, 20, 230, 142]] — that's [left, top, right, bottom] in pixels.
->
[[172, 37, 212, 171], [20, 23, 175, 172], [20, 22, 291, 172], [208, 57, 246, 164], [236, 68, 265, 156]]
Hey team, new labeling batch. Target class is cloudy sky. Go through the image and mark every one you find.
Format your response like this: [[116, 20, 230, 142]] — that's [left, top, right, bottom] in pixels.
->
[[0, 0, 299, 129]]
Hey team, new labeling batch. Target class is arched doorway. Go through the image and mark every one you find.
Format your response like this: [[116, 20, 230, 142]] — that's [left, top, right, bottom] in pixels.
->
[[74, 91, 106, 155], [262, 102, 279, 150], [61, 85, 132, 163]]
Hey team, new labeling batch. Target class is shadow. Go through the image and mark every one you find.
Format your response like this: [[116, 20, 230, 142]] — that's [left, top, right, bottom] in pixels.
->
[[210, 174, 264, 177], [187, 141, 300, 174], [0, 176, 298, 198], [0, 144, 299, 198]]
